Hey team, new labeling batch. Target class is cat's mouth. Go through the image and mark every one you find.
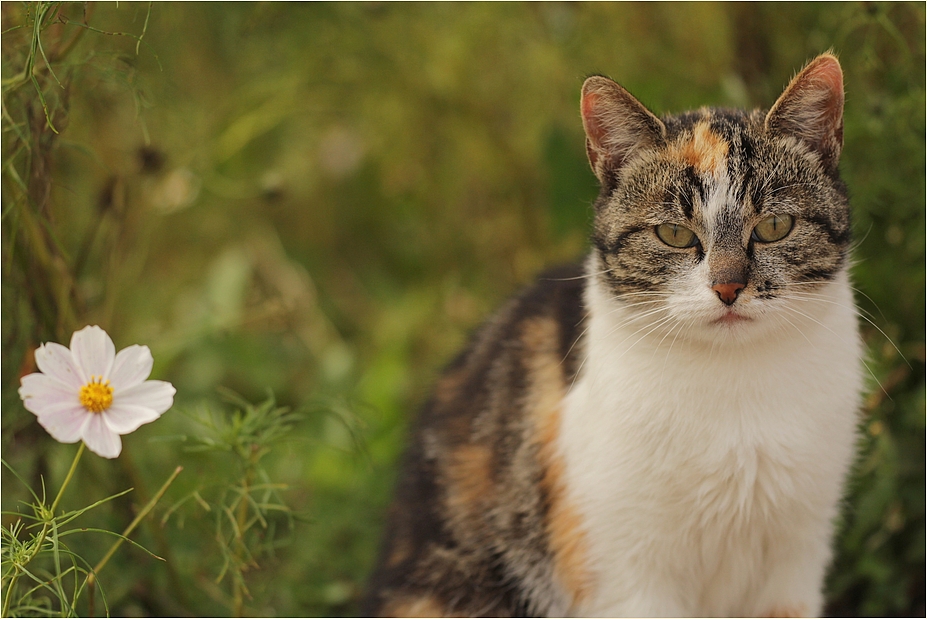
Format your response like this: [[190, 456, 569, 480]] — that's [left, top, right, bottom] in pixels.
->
[[713, 309, 752, 325]]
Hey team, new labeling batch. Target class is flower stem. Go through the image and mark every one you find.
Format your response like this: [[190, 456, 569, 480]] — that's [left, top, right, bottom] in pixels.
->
[[86, 466, 182, 616], [1, 442, 85, 617], [50, 442, 85, 514]]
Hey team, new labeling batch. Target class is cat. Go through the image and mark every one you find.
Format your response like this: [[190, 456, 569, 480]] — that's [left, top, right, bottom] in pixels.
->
[[362, 53, 863, 618]]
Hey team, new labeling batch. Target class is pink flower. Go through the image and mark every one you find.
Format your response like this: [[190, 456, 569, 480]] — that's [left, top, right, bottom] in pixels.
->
[[18, 326, 175, 459]]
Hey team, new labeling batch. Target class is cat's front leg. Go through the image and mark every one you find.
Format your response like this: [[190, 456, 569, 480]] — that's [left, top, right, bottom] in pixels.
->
[[578, 566, 692, 618], [749, 531, 831, 618], [586, 590, 690, 618]]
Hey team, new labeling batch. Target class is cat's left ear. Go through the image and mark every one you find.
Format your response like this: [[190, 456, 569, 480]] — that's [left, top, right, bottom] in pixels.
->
[[766, 53, 845, 172]]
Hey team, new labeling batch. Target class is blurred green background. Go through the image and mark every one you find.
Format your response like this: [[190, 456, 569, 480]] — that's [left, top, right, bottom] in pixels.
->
[[2, 2, 923, 616]]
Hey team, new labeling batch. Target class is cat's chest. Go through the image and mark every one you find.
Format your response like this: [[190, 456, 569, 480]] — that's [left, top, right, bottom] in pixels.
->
[[553, 291, 862, 616], [558, 344, 834, 520]]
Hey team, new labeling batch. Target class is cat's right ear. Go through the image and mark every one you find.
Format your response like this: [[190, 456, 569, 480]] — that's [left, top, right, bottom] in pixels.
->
[[581, 76, 666, 183]]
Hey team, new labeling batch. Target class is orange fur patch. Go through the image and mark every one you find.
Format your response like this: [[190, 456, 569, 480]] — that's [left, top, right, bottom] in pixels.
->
[[385, 536, 411, 568], [521, 317, 591, 607], [384, 595, 462, 617], [672, 120, 729, 176], [433, 366, 468, 407], [444, 443, 494, 516], [761, 605, 809, 618]]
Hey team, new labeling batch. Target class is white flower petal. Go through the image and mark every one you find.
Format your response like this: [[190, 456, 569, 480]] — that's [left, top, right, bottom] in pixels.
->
[[82, 414, 122, 459], [102, 404, 161, 435], [35, 400, 88, 418], [108, 345, 154, 391], [70, 325, 115, 380], [19, 373, 78, 415], [115, 380, 176, 415], [34, 343, 86, 388], [35, 404, 90, 444]]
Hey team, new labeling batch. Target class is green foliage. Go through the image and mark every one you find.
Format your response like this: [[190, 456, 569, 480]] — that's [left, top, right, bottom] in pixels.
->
[[162, 392, 302, 616], [1, 444, 174, 618], [2, 2, 923, 616]]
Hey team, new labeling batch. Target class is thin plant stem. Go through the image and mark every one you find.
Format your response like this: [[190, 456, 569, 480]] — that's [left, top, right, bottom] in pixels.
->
[[121, 449, 191, 611], [232, 454, 256, 618], [50, 442, 84, 514], [85, 466, 182, 617]]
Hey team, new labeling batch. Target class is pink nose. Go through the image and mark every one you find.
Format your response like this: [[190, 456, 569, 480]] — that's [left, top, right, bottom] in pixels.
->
[[712, 282, 745, 305]]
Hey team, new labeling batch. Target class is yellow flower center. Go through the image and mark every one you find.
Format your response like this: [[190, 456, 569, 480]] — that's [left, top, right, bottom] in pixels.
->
[[79, 376, 113, 413]]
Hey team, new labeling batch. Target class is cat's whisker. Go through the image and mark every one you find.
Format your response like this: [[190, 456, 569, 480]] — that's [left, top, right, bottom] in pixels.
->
[[848, 284, 889, 322], [660, 316, 693, 378], [790, 280, 889, 323], [847, 220, 875, 254], [608, 315, 676, 359], [608, 289, 673, 300], [595, 321, 670, 364], [600, 306, 671, 339], [777, 312, 816, 347], [781, 282, 883, 324], [785, 289, 880, 321], [608, 295, 670, 307], [785, 292, 909, 366], [558, 282, 672, 378], [600, 303, 667, 324], [602, 294, 672, 316], [587, 314, 676, 384], [765, 182, 804, 196], [562, 318, 592, 381], [585, 317, 677, 393], [598, 298, 670, 322], [650, 316, 685, 368], [544, 267, 616, 282], [655, 314, 681, 351], [780, 304, 889, 398]]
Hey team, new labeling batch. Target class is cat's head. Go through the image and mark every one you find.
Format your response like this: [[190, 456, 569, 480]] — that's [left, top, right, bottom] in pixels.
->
[[580, 54, 851, 344]]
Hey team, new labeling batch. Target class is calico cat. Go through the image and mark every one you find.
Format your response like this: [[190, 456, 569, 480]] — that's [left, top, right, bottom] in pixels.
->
[[362, 54, 863, 618]]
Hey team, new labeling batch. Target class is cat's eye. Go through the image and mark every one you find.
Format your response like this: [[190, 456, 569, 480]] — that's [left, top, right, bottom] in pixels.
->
[[655, 223, 699, 248], [752, 214, 794, 243]]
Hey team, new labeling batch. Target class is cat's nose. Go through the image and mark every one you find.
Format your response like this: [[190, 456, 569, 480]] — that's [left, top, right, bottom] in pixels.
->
[[712, 282, 745, 305]]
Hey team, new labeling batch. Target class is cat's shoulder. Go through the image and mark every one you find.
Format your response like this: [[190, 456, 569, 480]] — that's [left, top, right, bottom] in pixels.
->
[[467, 262, 588, 359], [432, 262, 588, 409]]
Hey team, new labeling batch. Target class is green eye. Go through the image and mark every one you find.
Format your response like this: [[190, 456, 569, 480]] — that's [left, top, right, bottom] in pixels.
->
[[655, 223, 699, 248], [752, 214, 794, 243]]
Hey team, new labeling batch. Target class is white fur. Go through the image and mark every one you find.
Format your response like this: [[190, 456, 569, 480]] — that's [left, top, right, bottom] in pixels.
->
[[557, 254, 863, 617]]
